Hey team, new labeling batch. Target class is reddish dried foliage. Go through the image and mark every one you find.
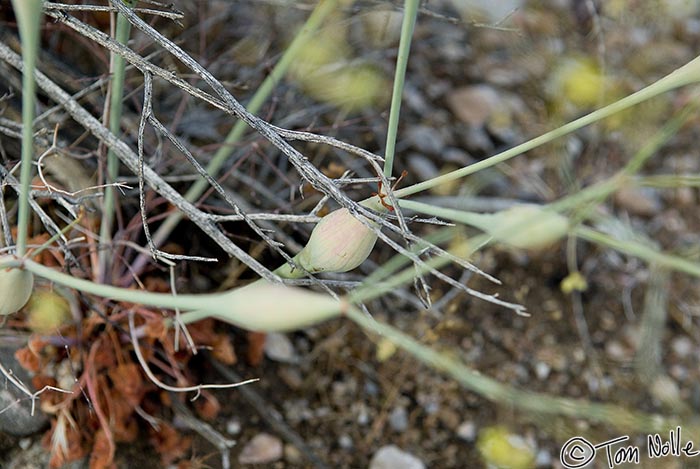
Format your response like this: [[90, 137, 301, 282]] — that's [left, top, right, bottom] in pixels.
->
[[149, 422, 193, 466], [246, 331, 267, 366]]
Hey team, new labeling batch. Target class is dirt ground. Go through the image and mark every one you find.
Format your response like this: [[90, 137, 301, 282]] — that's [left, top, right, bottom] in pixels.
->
[[1, 1, 700, 468]]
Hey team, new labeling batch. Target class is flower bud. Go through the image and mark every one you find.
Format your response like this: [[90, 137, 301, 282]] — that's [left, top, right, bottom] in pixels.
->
[[180, 281, 343, 332], [485, 205, 568, 250], [296, 208, 378, 273], [0, 257, 34, 315]]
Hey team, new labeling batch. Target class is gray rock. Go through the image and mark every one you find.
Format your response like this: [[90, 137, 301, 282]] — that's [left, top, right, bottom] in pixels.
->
[[369, 445, 425, 469], [388, 406, 408, 432], [264, 332, 298, 364], [238, 432, 283, 465], [407, 125, 445, 155], [0, 347, 48, 437]]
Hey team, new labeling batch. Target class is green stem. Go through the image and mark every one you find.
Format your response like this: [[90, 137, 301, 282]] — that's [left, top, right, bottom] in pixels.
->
[[344, 305, 690, 435], [383, 0, 419, 177], [11, 0, 43, 257], [573, 226, 700, 278], [149, 0, 340, 249], [394, 55, 700, 199], [99, 0, 133, 278]]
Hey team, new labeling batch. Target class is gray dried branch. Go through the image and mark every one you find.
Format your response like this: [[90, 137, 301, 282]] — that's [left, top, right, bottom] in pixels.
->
[[33, 6, 520, 313]]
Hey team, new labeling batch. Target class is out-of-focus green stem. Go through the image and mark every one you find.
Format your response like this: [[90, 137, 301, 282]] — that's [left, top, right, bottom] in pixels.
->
[[573, 226, 700, 278], [344, 304, 692, 437], [148, 0, 340, 250], [383, 0, 419, 178], [99, 0, 133, 279], [394, 55, 700, 199], [11, 0, 43, 257]]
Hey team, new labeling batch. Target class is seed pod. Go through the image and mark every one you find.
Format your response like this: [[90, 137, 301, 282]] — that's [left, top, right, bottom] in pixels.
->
[[179, 281, 343, 332], [296, 208, 378, 273], [485, 205, 568, 250], [0, 257, 34, 315]]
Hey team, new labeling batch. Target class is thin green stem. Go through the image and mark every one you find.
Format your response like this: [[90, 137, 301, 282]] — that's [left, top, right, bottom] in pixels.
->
[[344, 305, 693, 436], [11, 0, 43, 257], [99, 0, 133, 278], [383, 0, 419, 178], [148, 0, 339, 249], [394, 55, 700, 199], [573, 226, 700, 278]]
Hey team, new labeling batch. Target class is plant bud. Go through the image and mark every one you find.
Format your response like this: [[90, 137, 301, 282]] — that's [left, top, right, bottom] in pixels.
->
[[296, 208, 378, 273], [0, 257, 34, 315], [485, 205, 568, 250], [180, 281, 343, 332]]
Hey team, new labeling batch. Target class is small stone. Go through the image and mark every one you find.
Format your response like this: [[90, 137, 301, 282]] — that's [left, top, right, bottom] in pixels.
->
[[408, 154, 439, 183], [338, 434, 354, 449], [534, 362, 551, 380], [238, 433, 283, 465], [615, 186, 662, 216], [650, 375, 681, 405], [226, 418, 242, 435], [278, 367, 303, 390], [605, 340, 631, 362], [671, 336, 693, 358], [369, 445, 425, 469], [457, 421, 476, 442], [407, 125, 445, 155], [447, 85, 505, 127], [264, 332, 298, 363], [284, 444, 303, 464], [536, 448, 552, 467], [388, 406, 409, 432]]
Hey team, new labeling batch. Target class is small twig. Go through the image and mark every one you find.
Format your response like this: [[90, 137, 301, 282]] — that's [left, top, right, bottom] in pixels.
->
[[171, 396, 236, 469], [168, 263, 196, 354], [0, 360, 72, 417], [128, 311, 259, 400], [44, 2, 185, 21], [36, 124, 131, 198]]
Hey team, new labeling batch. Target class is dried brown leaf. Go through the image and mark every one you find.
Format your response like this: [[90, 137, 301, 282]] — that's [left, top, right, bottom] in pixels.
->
[[246, 331, 267, 366], [89, 428, 116, 469], [108, 363, 144, 407], [149, 422, 192, 466]]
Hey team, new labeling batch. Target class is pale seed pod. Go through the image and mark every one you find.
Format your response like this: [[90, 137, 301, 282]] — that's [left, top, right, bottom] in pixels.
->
[[180, 281, 343, 332], [0, 256, 34, 315], [296, 208, 378, 273], [485, 205, 568, 250]]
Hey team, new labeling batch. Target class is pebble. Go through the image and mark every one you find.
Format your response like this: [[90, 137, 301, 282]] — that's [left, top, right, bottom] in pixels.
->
[[615, 186, 662, 216], [369, 445, 425, 469], [238, 433, 283, 465], [534, 361, 551, 380], [226, 418, 242, 435], [338, 434, 354, 449], [457, 421, 476, 442], [264, 332, 298, 363], [406, 125, 445, 155], [447, 85, 503, 127], [388, 406, 409, 432], [408, 154, 440, 182], [536, 448, 552, 467], [670, 336, 694, 358], [284, 444, 303, 465]]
